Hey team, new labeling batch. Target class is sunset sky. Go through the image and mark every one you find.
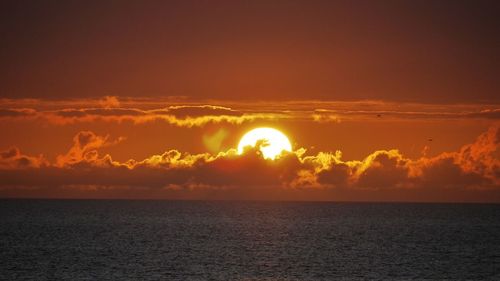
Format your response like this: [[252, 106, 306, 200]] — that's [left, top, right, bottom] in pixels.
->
[[1, 0, 499, 202]]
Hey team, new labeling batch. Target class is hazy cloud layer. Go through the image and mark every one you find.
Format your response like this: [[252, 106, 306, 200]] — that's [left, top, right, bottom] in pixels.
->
[[0, 98, 498, 127]]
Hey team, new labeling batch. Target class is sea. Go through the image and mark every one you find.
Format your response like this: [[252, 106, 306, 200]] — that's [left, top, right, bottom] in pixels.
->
[[1, 200, 499, 280]]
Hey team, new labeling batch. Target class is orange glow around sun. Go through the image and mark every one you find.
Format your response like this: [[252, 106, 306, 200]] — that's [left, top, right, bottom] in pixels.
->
[[0, 1, 498, 202]]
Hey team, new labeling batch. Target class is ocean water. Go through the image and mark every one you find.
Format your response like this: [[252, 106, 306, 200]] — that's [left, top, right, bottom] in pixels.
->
[[1, 200, 499, 280]]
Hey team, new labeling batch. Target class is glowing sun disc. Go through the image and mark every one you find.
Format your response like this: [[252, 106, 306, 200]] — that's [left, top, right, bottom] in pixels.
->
[[237, 127, 292, 159]]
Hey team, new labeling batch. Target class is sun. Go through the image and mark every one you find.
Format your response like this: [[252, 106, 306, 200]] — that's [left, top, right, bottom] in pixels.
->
[[237, 127, 292, 159]]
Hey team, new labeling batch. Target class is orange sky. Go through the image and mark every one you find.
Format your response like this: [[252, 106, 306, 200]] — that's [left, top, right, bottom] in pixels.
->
[[1, 1, 499, 202]]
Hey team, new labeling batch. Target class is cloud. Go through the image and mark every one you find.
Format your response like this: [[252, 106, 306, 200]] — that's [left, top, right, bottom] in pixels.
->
[[466, 109, 500, 119], [458, 125, 499, 178], [98, 96, 120, 108], [0, 147, 47, 169], [166, 105, 240, 118], [0, 125, 498, 201], [13, 106, 283, 127], [313, 125, 500, 191], [310, 108, 500, 122], [0, 98, 498, 128], [415, 155, 489, 189], [56, 131, 125, 167], [0, 108, 37, 118], [311, 110, 341, 123], [354, 150, 412, 189]]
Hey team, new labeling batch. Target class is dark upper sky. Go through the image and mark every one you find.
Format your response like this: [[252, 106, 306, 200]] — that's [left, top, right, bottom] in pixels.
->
[[1, 0, 498, 102]]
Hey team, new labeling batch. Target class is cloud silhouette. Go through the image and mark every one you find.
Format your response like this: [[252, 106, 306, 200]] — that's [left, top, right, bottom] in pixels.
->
[[0, 125, 498, 201]]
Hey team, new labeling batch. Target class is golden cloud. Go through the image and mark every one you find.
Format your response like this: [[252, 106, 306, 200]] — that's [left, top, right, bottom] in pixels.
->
[[0, 125, 498, 201], [0, 106, 283, 127]]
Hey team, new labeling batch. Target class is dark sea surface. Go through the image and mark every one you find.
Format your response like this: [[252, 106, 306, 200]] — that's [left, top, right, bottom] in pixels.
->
[[1, 200, 499, 280]]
